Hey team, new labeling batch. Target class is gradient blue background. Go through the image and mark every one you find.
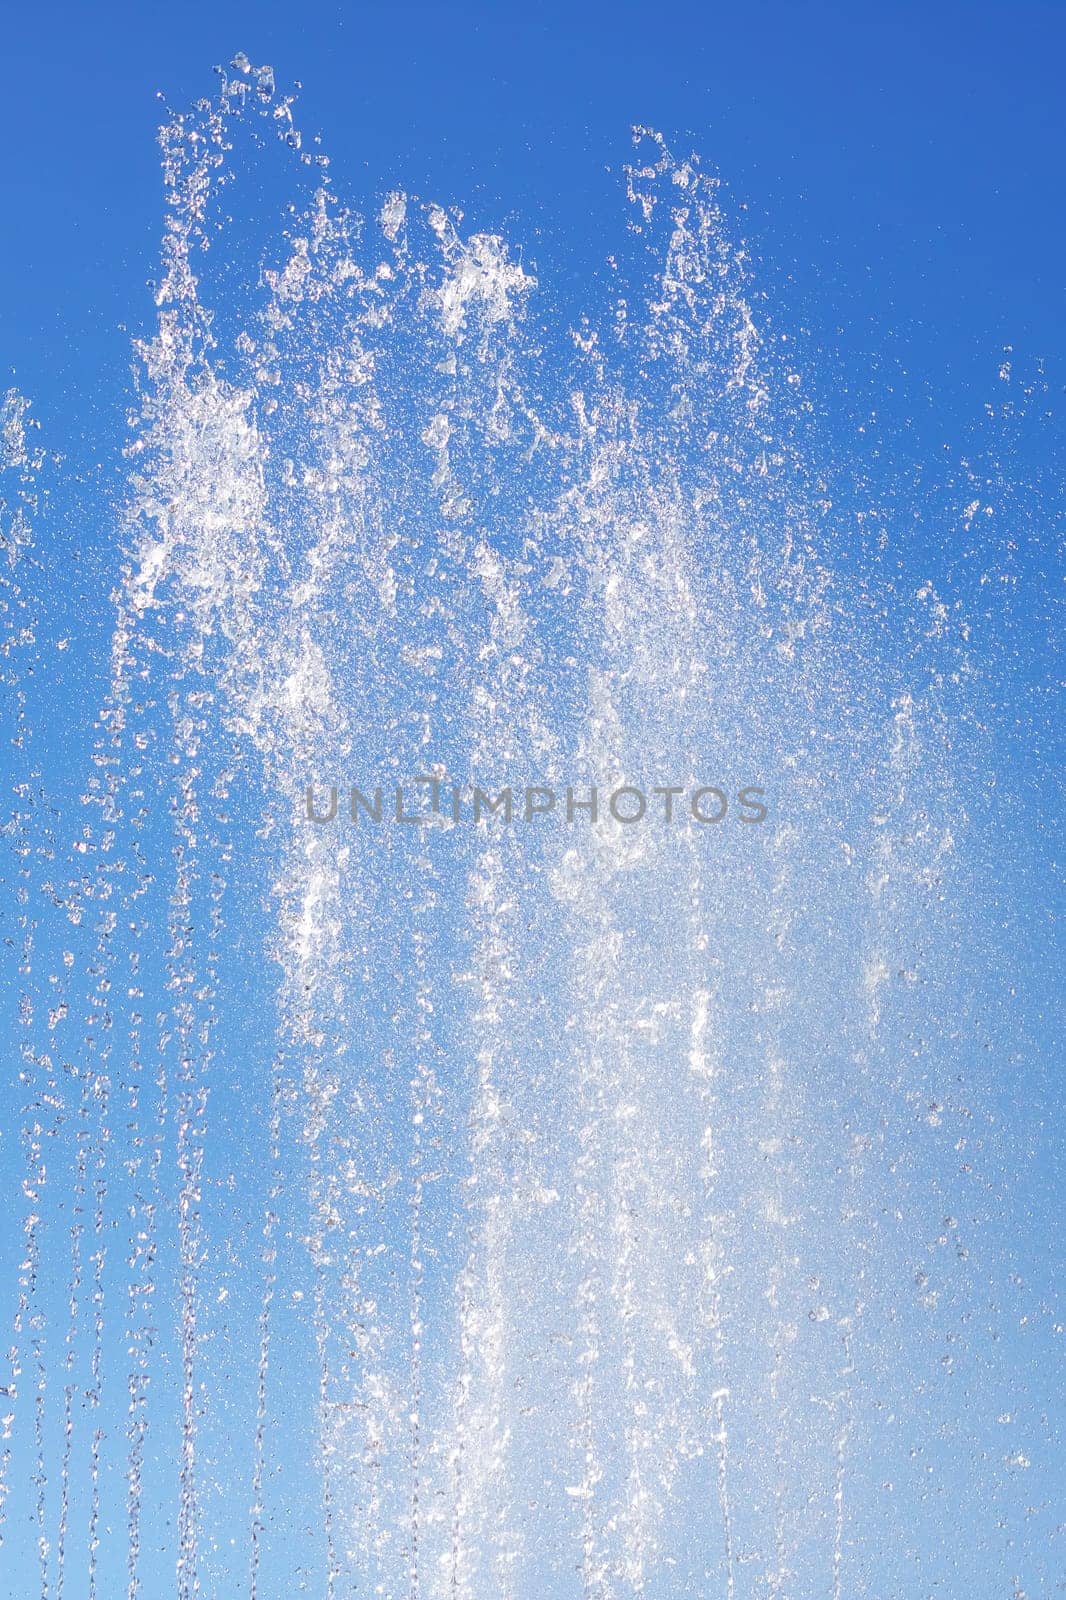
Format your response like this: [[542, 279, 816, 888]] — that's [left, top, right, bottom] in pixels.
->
[[0, 2, 1062, 1594], [3, 0, 1065, 450], [3, 0, 1060, 1181]]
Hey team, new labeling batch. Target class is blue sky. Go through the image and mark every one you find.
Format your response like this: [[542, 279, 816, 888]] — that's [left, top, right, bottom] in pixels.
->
[[3, 0, 1060, 1038], [3, 0, 1065, 454], [0, 4, 1063, 1596]]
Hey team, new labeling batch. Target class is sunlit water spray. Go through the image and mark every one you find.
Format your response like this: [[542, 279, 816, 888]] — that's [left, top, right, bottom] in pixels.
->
[[0, 58, 1060, 1600]]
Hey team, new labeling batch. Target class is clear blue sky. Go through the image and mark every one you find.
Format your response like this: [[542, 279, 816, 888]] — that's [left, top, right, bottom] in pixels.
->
[[0, 5, 1062, 1597], [4, 0, 1061, 985], [3, 0, 1065, 450]]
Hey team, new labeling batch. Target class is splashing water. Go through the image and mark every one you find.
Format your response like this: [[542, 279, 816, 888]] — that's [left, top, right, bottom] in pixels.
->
[[0, 59, 1061, 1600]]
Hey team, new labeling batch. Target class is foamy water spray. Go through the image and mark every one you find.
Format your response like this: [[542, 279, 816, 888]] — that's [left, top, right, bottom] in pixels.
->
[[0, 58, 1056, 1600]]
